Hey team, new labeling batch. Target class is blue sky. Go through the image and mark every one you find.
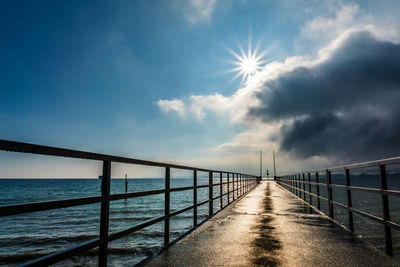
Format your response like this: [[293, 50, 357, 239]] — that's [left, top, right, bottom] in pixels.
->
[[1, 0, 400, 177]]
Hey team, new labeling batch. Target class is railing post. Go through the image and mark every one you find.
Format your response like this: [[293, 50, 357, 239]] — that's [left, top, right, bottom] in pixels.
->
[[234, 174, 237, 198], [99, 160, 111, 267], [239, 174, 242, 196], [209, 171, 213, 217], [238, 174, 240, 196], [308, 173, 312, 205], [298, 174, 301, 199], [326, 170, 334, 219], [227, 173, 230, 204], [193, 170, 197, 227], [233, 173, 235, 201], [316, 172, 320, 210], [293, 175, 295, 194], [237, 174, 239, 197], [240, 174, 243, 196], [164, 167, 170, 247], [220, 172, 223, 209], [380, 165, 393, 256], [345, 168, 353, 232], [302, 173, 306, 201]]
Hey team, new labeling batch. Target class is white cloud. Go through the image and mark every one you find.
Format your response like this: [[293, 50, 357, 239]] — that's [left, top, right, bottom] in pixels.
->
[[157, 2, 400, 173], [181, 0, 218, 23], [157, 99, 186, 117], [301, 3, 363, 40]]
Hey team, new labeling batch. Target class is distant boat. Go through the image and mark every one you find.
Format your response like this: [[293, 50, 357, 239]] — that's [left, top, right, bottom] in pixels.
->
[[98, 175, 102, 180]]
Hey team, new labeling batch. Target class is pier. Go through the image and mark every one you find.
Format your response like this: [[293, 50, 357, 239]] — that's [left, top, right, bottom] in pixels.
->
[[147, 181, 398, 266], [1, 139, 400, 266]]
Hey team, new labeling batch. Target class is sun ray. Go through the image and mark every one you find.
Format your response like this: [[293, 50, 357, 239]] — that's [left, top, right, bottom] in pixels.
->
[[226, 39, 268, 85]]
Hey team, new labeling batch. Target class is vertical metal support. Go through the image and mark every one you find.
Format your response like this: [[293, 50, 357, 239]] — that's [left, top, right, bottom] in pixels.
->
[[316, 172, 320, 210], [227, 173, 230, 204], [345, 169, 353, 232], [193, 170, 197, 227], [293, 174, 296, 195], [300, 174, 303, 199], [295, 174, 298, 196], [380, 165, 393, 256], [327, 170, 334, 219], [238, 174, 240, 196], [209, 171, 213, 217], [308, 173, 312, 205], [240, 174, 243, 196], [164, 167, 170, 247], [293, 175, 295, 194], [302, 173, 306, 201], [236, 173, 238, 197], [233, 173, 235, 201], [220, 172, 223, 209], [99, 160, 111, 267], [239, 174, 242, 196]]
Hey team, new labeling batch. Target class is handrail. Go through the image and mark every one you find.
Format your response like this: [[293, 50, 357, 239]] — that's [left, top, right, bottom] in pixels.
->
[[275, 157, 400, 258], [0, 139, 254, 174], [0, 139, 260, 266]]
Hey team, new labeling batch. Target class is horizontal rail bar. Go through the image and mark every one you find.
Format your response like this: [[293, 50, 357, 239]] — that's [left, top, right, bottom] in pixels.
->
[[276, 181, 328, 202], [0, 196, 102, 217], [20, 238, 100, 266], [170, 205, 194, 218], [279, 178, 400, 197], [197, 199, 209, 206], [278, 180, 400, 231], [108, 216, 166, 242], [0, 139, 258, 176], [212, 195, 220, 201], [109, 189, 165, 201], [279, 156, 400, 178], [169, 186, 193, 193]]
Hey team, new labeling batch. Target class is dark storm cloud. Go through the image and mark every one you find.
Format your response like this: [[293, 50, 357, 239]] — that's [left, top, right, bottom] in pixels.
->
[[249, 31, 400, 160]]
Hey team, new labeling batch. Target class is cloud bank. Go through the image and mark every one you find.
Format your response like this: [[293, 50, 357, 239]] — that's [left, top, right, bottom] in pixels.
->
[[249, 30, 400, 161], [158, 3, 400, 169]]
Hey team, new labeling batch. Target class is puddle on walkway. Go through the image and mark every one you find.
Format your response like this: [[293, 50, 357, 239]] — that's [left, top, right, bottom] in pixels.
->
[[251, 183, 281, 266]]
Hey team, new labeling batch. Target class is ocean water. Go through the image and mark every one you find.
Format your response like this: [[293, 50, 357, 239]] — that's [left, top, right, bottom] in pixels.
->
[[2, 174, 400, 266], [0, 177, 234, 266]]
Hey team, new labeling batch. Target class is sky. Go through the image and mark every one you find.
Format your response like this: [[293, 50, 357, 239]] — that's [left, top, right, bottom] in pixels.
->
[[1, 0, 400, 178]]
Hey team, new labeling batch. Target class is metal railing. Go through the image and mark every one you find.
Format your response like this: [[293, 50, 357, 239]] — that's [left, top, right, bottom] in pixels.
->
[[0, 139, 259, 266], [275, 157, 400, 257]]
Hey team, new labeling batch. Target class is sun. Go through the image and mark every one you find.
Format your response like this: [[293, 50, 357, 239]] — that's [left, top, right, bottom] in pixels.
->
[[227, 40, 267, 85]]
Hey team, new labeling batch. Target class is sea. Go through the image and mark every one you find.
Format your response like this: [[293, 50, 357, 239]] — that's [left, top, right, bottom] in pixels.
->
[[1, 173, 400, 266], [0, 177, 229, 266]]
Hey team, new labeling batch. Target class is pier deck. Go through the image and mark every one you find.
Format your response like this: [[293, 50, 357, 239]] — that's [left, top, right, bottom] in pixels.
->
[[147, 181, 399, 266]]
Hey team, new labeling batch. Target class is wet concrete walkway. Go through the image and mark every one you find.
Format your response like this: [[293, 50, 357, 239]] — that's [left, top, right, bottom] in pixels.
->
[[146, 181, 399, 266]]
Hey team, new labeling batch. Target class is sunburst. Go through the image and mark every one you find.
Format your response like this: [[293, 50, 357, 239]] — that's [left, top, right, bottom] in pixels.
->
[[227, 39, 268, 85]]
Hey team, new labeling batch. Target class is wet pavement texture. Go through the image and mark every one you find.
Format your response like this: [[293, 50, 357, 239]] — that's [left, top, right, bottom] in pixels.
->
[[146, 181, 399, 266]]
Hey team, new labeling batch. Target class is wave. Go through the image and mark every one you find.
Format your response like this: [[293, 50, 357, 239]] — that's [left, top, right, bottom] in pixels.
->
[[0, 234, 98, 247], [0, 229, 187, 247], [0, 252, 47, 265], [0, 245, 163, 265]]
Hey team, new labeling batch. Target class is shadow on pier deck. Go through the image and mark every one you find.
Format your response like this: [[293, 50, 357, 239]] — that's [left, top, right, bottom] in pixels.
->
[[146, 181, 399, 266]]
